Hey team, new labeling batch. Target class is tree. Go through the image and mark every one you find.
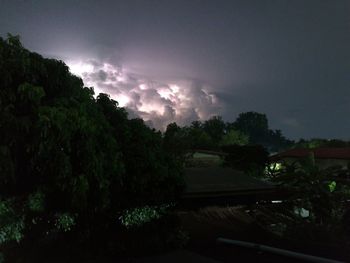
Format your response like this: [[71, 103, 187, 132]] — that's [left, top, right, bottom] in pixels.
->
[[0, 34, 185, 257], [274, 154, 350, 240], [266, 129, 294, 152], [203, 116, 226, 144], [221, 144, 269, 177], [233, 112, 269, 144], [232, 112, 293, 152], [292, 138, 350, 149], [187, 121, 214, 150], [220, 129, 249, 146], [163, 123, 188, 156]]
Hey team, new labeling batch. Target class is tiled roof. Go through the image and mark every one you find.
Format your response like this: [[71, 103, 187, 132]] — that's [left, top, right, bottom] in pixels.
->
[[269, 147, 350, 161]]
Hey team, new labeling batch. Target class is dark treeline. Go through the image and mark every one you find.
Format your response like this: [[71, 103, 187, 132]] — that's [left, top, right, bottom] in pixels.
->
[[164, 114, 350, 155], [292, 138, 350, 149], [164, 113, 293, 154]]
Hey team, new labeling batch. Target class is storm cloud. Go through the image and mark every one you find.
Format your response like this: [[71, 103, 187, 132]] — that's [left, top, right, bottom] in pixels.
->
[[1, 0, 350, 139], [68, 58, 220, 130]]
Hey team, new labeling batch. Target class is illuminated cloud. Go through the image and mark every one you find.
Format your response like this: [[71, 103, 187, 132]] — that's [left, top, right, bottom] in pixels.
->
[[67, 59, 221, 130]]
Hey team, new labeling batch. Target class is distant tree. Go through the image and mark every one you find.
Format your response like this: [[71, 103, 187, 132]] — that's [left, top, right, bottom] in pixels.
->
[[187, 121, 214, 150], [308, 138, 327, 148], [203, 116, 226, 144], [232, 112, 293, 152], [163, 122, 189, 159], [292, 138, 350, 149], [233, 112, 269, 144], [266, 129, 294, 152], [195, 130, 215, 149], [221, 144, 269, 177], [220, 129, 249, 146], [190, 120, 202, 130]]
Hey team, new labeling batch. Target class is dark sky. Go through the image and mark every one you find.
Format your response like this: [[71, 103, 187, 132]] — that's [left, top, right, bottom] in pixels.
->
[[1, 0, 350, 140]]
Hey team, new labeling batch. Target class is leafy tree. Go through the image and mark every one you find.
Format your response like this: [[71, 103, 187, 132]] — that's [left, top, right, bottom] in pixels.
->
[[163, 123, 189, 158], [232, 112, 293, 152], [221, 144, 269, 177], [203, 116, 226, 144], [0, 34, 185, 258], [233, 111, 269, 145], [266, 129, 294, 152], [220, 129, 249, 146], [186, 121, 214, 150], [120, 119, 185, 207], [273, 154, 350, 240]]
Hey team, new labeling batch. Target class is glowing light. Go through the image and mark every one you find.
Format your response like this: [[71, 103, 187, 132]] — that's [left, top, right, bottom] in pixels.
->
[[68, 62, 94, 76], [158, 87, 173, 100], [170, 85, 179, 93], [115, 94, 130, 107], [139, 84, 147, 90], [117, 75, 125, 82], [271, 200, 283, 204], [65, 59, 220, 129], [139, 103, 164, 115]]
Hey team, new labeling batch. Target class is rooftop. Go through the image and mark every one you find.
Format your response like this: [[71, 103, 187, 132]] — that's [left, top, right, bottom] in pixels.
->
[[270, 147, 350, 161]]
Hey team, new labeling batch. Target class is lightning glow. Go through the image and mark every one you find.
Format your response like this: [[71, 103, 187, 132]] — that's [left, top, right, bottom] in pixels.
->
[[115, 94, 130, 107], [65, 59, 220, 130], [68, 62, 94, 76]]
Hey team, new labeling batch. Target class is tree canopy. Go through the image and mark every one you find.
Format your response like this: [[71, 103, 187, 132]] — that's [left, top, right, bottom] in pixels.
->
[[0, 34, 185, 252]]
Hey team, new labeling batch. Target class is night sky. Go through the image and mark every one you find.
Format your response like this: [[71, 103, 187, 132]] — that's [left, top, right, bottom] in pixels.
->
[[1, 0, 350, 140]]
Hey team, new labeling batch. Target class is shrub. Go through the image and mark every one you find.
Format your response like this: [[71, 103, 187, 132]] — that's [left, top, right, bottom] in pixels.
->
[[273, 154, 350, 241]]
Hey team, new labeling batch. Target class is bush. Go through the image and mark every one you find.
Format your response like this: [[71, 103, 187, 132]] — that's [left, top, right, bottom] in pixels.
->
[[273, 154, 350, 242]]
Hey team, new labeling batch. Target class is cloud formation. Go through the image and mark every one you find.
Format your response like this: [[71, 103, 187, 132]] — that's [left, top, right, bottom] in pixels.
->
[[67, 59, 221, 130]]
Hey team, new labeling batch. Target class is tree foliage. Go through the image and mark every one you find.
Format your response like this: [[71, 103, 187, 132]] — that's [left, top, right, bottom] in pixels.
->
[[293, 138, 350, 149], [233, 112, 269, 143], [203, 116, 226, 144], [272, 155, 350, 241], [221, 144, 269, 176], [0, 34, 185, 254], [220, 129, 249, 146], [231, 111, 293, 152]]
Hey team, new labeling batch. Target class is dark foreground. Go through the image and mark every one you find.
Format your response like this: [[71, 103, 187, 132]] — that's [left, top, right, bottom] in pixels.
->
[[8, 205, 349, 263]]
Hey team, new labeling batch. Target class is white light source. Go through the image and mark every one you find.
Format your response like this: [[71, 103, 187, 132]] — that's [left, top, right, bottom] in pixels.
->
[[158, 87, 173, 100], [115, 94, 130, 107], [170, 85, 179, 93], [68, 61, 94, 76]]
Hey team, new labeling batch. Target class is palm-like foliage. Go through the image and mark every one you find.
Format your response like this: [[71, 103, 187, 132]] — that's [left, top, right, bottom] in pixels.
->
[[275, 153, 350, 226]]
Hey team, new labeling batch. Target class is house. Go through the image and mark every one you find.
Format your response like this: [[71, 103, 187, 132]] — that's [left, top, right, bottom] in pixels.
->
[[269, 147, 350, 170], [183, 150, 279, 206]]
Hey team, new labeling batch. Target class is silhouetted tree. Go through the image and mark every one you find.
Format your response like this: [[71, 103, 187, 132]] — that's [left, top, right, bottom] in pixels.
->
[[0, 34, 185, 254], [203, 116, 226, 144], [187, 121, 214, 150], [220, 129, 249, 146], [233, 111, 269, 144], [221, 144, 269, 177]]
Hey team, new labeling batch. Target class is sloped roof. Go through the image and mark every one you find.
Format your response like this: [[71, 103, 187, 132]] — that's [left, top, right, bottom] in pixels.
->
[[270, 147, 350, 161], [185, 167, 274, 194]]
